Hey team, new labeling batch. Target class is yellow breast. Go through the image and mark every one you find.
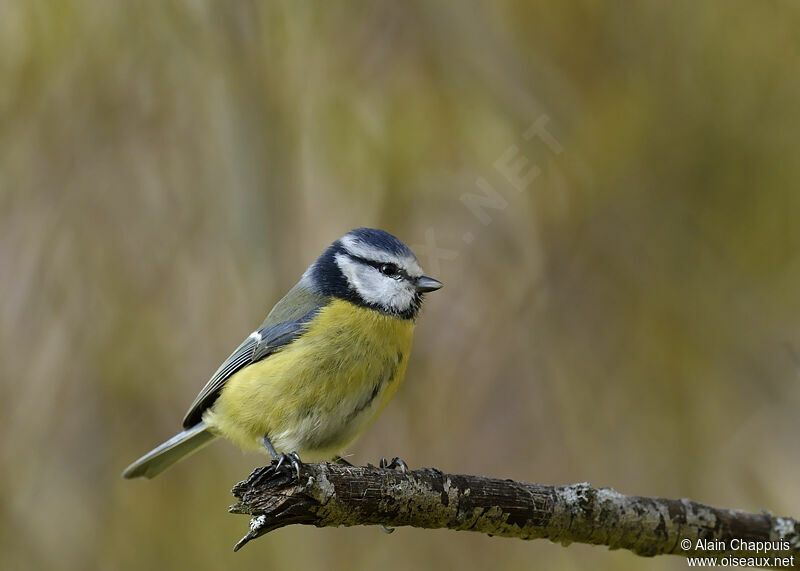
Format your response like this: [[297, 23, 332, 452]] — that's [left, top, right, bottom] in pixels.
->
[[204, 300, 415, 460]]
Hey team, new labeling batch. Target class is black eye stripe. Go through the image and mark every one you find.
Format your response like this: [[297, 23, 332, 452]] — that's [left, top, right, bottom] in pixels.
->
[[348, 254, 410, 280]]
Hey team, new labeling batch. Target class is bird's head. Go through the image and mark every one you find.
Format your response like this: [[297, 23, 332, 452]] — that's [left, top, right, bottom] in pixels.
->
[[303, 228, 442, 319]]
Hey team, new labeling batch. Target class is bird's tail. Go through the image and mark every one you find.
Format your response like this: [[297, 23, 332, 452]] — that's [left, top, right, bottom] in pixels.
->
[[122, 422, 216, 479]]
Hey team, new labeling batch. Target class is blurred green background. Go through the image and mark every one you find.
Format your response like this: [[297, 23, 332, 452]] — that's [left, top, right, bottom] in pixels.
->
[[2, 1, 800, 570]]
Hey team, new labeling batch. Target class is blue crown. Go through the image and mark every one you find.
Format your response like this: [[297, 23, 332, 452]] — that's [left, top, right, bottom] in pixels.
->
[[345, 228, 415, 258]]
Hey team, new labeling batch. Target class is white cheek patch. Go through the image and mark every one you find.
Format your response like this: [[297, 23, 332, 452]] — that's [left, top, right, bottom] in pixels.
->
[[335, 253, 416, 313], [340, 235, 423, 278]]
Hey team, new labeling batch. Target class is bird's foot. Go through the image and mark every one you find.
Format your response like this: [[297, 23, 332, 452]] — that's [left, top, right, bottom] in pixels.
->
[[261, 437, 302, 479], [379, 456, 408, 473], [378, 456, 408, 534], [274, 451, 303, 479]]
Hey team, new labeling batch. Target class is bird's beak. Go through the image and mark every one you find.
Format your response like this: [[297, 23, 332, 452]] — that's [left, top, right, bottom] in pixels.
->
[[415, 276, 443, 293]]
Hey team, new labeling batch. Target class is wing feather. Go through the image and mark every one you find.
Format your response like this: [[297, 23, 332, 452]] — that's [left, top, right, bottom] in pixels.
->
[[181, 302, 321, 429]]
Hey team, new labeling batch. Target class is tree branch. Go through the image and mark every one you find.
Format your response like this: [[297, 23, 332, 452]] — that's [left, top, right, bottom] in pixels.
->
[[230, 463, 800, 567]]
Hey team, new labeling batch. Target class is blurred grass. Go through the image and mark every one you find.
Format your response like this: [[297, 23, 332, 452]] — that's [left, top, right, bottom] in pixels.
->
[[1, 1, 800, 570]]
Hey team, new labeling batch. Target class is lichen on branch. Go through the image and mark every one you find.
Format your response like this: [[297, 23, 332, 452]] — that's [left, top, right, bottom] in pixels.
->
[[229, 462, 800, 568]]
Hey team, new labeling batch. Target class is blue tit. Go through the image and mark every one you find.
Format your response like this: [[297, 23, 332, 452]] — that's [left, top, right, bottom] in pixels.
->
[[123, 228, 442, 479]]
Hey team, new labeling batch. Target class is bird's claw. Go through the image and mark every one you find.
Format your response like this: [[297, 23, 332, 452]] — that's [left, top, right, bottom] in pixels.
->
[[274, 451, 303, 479], [378, 456, 408, 534], [379, 456, 408, 473]]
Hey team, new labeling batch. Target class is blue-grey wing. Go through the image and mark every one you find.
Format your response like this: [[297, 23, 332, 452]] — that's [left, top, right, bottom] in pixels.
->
[[181, 283, 328, 428]]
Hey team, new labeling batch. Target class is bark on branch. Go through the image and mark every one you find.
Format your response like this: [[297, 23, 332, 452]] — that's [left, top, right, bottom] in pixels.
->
[[230, 463, 800, 567]]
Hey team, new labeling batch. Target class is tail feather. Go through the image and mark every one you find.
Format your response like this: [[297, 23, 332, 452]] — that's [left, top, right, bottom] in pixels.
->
[[122, 422, 216, 479]]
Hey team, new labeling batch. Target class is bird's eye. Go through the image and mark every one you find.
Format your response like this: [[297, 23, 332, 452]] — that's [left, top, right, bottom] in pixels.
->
[[379, 263, 400, 277]]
